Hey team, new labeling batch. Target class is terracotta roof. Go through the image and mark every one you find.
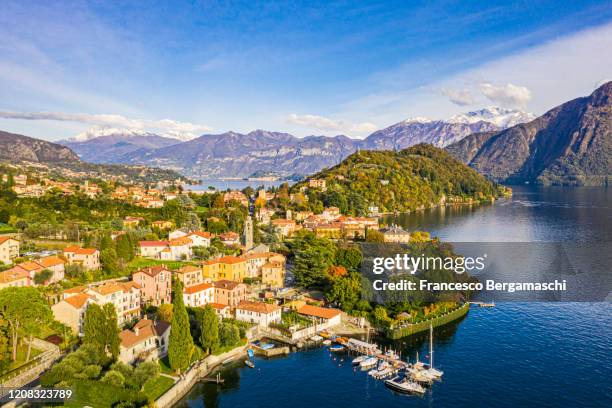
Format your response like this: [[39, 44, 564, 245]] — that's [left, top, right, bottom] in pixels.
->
[[0, 268, 29, 284], [169, 236, 192, 246], [0, 236, 17, 245], [64, 285, 86, 294], [262, 262, 283, 269], [189, 231, 212, 239], [37, 256, 65, 268], [138, 241, 169, 247], [134, 265, 170, 277], [91, 281, 140, 296], [17, 261, 43, 272], [209, 303, 229, 310], [214, 280, 243, 290], [63, 246, 98, 255], [297, 304, 342, 320], [237, 300, 280, 314], [183, 282, 213, 294], [175, 265, 201, 274], [119, 319, 170, 348], [219, 232, 239, 239], [63, 293, 90, 309]]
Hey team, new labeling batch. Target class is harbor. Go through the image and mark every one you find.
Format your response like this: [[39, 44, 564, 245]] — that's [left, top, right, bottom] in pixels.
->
[[175, 303, 612, 408]]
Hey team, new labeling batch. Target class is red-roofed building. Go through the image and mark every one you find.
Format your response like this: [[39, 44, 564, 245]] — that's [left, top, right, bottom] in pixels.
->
[[0, 236, 19, 265], [183, 282, 214, 307], [236, 300, 281, 327], [118, 318, 170, 364], [297, 304, 342, 327], [133, 265, 172, 306], [0, 267, 30, 289], [63, 246, 100, 270], [51, 293, 92, 334]]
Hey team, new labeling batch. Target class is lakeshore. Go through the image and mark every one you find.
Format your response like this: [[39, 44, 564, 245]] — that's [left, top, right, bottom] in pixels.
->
[[175, 303, 612, 408]]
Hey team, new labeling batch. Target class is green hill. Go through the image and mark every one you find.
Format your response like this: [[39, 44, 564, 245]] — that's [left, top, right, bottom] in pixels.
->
[[292, 144, 508, 214]]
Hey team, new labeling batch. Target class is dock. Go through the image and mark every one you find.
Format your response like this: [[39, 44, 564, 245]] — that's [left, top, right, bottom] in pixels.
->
[[469, 301, 495, 308]]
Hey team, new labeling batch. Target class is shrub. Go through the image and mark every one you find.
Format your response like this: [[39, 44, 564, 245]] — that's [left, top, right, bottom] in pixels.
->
[[101, 370, 125, 387]]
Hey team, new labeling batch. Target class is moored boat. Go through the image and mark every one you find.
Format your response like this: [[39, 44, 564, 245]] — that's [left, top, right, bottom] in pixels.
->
[[330, 345, 345, 352], [359, 356, 378, 369], [245, 360, 255, 368], [352, 355, 367, 365], [384, 377, 425, 394]]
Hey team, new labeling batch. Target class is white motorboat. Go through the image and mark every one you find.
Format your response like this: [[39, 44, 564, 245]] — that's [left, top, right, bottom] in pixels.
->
[[359, 357, 378, 369], [322, 339, 332, 346], [352, 355, 368, 365], [384, 377, 425, 394]]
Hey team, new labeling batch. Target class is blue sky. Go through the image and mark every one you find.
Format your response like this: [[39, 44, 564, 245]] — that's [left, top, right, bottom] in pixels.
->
[[1, 0, 611, 140]]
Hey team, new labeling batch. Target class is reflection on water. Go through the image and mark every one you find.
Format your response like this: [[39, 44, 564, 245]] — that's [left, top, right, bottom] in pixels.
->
[[178, 304, 612, 408], [176, 187, 611, 408], [383, 186, 611, 242]]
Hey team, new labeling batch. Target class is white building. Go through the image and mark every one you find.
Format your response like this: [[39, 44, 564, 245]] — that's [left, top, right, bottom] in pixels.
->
[[183, 282, 214, 308], [235, 300, 281, 327], [118, 319, 171, 364]]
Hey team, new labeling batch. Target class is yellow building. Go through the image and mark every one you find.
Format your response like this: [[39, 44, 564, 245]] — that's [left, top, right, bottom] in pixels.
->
[[261, 262, 285, 288], [202, 256, 247, 282]]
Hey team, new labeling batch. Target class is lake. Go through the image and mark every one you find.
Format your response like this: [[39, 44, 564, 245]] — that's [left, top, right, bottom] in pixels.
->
[[176, 186, 612, 408]]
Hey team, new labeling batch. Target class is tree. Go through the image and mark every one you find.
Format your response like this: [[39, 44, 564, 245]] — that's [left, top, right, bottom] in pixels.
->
[[335, 245, 363, 271], [132, 360, 160, 390], [291, 232, 336, 288], [0, 287, 52, 361], [365, 229, 385, 243], [199, 304, 219, 354], [326, 272, 362, 311], [115, 234, 134, 262], [410, 231, 431, 243], [101, 370, 125, 387], [100, 248, 120, 275], [185, 212, 202, 232], [157, 304, 173, 322], [219, 322, 240, 347], [168, 279, 194, 373], [33, 269, 53, 285], [82, 303, 120, 358]]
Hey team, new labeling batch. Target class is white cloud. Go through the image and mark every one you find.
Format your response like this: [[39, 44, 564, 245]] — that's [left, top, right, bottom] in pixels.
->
[[287, 113, 377, 135], [478, 82, 532, 108], [440, 87, 475, 106], [0, 110, 211, 139], [340, 22, 612, 124]]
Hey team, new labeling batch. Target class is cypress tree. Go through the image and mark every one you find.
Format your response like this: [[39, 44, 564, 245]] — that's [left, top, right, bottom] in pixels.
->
[[168, 279, 193, 373], [199, 304, 219, 354]]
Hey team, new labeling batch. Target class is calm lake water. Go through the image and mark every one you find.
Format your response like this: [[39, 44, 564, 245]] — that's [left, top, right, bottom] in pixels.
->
[[177, 186, 612, 408]]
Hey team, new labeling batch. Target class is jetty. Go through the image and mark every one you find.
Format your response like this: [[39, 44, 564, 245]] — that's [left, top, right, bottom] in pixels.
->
[[469, 301, 496, 308]]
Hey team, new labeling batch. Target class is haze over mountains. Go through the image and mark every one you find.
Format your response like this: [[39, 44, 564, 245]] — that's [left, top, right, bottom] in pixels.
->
[[61, 107, 533, 178]]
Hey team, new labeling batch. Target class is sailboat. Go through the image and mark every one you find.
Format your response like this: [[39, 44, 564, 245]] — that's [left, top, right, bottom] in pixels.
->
[[422, 324, 443, 379]]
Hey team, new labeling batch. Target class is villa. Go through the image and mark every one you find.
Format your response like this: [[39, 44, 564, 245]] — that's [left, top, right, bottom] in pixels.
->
[[63, 246, 100, 270], [0, 236, 19, 265], [132, 265, 172, 306], [118, 318, 170, 364], [183, 282, 214, 307], [235, 300, 281, 327]]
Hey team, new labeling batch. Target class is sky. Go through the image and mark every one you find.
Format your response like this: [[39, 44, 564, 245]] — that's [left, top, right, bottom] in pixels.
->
[[0, 0, 611, 141]]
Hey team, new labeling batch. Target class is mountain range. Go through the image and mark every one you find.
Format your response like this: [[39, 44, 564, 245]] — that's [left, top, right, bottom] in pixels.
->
[[61, 107, 532, 178], [446, 81, 611, 186]]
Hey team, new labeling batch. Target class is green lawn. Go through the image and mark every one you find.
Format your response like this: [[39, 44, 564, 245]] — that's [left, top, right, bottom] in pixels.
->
[[158, 356, 174, 375], [126, 257, 193, 273], [5, 345, 42, 371], [143, 375, 175, 400], [65, 380, 146, 408]]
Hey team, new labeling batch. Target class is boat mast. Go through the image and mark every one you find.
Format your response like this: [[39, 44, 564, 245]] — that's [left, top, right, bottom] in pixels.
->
[[429, 323, 434, 369]]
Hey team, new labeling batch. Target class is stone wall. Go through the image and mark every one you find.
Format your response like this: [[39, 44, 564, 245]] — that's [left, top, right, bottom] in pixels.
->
[[155, 345, 248, 408], [0, 338, 61, 399]]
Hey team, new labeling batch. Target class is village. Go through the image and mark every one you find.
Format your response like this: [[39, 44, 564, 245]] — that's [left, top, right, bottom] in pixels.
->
[[0, 168, 421, 406]]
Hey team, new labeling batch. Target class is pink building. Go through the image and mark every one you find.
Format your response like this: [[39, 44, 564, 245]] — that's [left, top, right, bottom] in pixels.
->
[[132, 265, 172, 306]]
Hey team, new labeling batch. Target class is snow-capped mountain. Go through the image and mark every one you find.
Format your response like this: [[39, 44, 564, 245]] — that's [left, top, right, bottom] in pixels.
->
[[57, 106, 535, 177], [449, 107, 536, 128], [69, 127, 196, 142]]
